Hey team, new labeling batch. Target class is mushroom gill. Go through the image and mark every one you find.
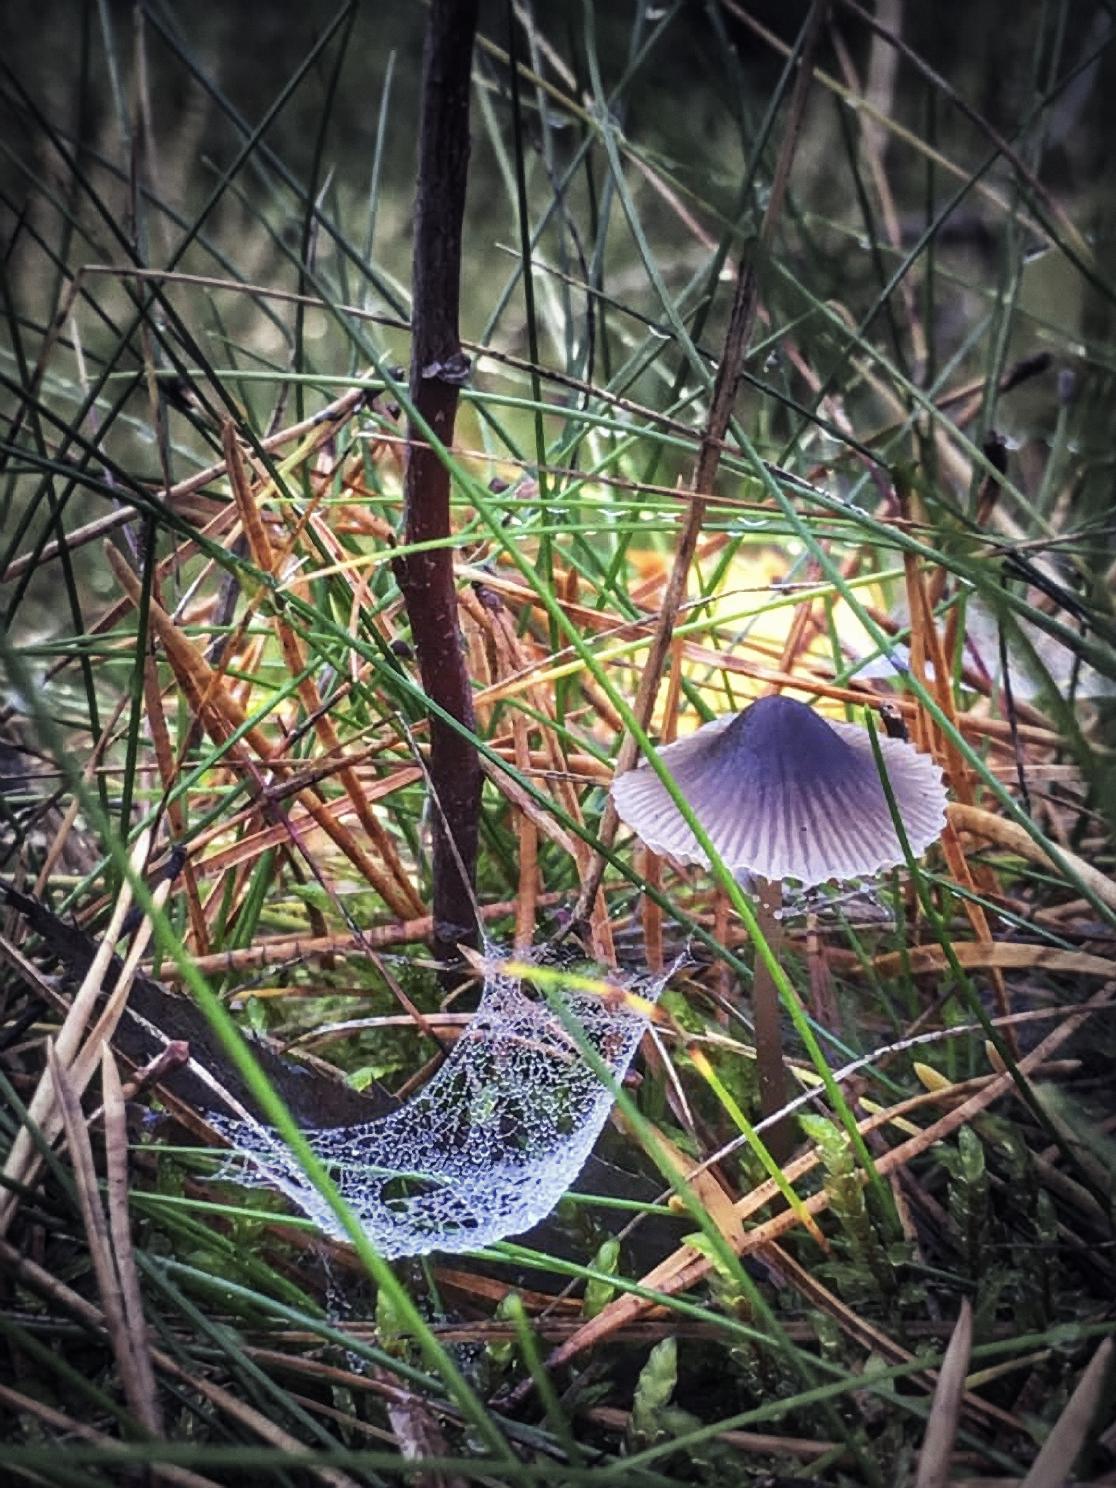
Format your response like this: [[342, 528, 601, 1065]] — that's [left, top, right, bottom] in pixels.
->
[[611, 694, 947, 887]]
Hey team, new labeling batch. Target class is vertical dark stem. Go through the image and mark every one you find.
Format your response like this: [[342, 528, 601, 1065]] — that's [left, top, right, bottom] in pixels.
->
[[396, 0, 482, 960], [753, 876, 792, 1163]]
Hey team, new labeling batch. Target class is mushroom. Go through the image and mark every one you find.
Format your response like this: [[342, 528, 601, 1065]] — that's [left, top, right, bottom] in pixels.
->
[[611, 694, 946, 888], [611, 694, 947, 1155]]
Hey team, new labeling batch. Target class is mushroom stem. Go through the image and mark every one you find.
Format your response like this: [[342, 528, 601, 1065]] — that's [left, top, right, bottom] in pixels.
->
[[752, 876, 792, 1163]]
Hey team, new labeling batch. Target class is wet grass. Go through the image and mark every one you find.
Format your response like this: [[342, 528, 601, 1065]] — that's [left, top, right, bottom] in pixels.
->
[[1, 2, 1115, 1483]]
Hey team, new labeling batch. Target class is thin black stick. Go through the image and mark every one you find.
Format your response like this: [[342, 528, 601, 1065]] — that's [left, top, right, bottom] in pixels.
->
[[578, 0, 830, 924], [396, 0, 482, 960]]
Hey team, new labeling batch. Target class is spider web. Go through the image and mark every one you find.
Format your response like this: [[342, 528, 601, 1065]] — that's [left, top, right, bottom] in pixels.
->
[[209, 947, 670, 1257]]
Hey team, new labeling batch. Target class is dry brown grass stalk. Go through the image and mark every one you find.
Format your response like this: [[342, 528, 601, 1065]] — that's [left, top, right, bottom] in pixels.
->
[[538, 982, 1114, 1375]]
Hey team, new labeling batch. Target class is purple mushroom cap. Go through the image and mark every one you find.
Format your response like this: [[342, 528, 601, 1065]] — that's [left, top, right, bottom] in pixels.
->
[[611, 695, 947, 887]]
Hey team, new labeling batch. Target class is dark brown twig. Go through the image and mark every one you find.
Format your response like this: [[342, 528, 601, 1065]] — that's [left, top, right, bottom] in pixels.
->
[[394, 0, 483, 960], [577, 0, 831, 924]]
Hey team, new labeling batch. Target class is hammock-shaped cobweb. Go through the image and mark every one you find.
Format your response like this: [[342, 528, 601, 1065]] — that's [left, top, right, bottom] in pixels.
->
[[209, 946, 671, 1257]]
